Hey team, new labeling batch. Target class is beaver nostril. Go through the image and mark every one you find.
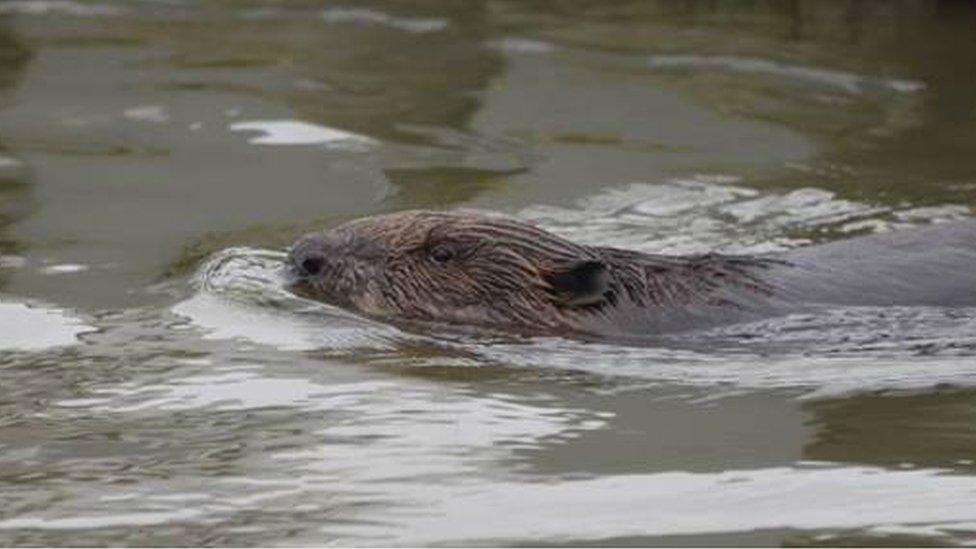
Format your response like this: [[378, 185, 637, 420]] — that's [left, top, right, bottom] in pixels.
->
[[300, 254, 326, 277]]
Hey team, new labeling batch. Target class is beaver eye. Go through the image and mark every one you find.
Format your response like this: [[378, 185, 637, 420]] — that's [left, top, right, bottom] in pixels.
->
[[430, 245, 454, 264]]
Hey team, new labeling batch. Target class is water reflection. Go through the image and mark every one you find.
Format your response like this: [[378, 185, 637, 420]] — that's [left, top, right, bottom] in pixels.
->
[[805, 389, 976, 471], [0, 21, 31, 282], [0, 161, 28, 274], [382, 166, 525, 209], [502, 0, 976, 204], [128, 1, 504, 144]]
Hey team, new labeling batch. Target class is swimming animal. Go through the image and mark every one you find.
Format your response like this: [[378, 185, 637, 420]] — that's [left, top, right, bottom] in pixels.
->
[[286, 210, 976, 340]]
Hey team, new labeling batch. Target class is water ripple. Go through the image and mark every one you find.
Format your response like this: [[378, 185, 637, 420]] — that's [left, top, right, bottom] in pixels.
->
[[176, 187, 976, 398]]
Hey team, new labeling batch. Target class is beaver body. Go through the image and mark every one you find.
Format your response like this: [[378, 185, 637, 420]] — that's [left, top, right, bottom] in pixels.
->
[[286, 211, 976, 340]]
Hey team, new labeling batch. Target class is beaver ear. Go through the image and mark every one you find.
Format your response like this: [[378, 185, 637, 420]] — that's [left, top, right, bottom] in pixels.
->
[[543, 260, 609, 306]]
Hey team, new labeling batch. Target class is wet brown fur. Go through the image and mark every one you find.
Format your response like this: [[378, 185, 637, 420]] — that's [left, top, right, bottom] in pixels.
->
[[287, 210, 779, 338]]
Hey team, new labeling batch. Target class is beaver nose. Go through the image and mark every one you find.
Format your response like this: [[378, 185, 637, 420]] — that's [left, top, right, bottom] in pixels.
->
[[296, 253, 327, 277], [288, 234, 332, 279], [288, 229, 383, 279]]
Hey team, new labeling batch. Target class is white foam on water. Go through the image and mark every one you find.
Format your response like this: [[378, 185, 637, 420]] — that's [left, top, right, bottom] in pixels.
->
[[229, 119, 378, 149], [321, 7, 449, 33], [0, 299, 92, 351]]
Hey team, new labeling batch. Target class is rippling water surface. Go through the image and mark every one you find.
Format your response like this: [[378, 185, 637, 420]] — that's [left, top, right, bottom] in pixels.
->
[[2, 1, 976, 546]]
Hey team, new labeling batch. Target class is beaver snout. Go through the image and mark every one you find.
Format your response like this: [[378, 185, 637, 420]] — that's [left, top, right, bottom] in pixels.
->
[[287, 230, 387, 281], [287, 233, 333, 280], [294, 252, 327, 278]]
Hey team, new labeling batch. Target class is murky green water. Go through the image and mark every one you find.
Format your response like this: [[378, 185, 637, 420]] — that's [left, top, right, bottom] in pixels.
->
[[1, 1, 976, 546]]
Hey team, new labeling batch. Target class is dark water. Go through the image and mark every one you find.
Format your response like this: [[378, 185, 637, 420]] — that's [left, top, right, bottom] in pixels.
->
[[1, 1, 976, 546]]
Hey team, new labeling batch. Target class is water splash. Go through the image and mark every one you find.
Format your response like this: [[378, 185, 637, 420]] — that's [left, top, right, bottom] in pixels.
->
[[172, 247, 403, 352]]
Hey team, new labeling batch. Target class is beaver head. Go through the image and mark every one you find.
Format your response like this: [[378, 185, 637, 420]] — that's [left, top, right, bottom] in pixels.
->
[[286, 211, 612, 333]]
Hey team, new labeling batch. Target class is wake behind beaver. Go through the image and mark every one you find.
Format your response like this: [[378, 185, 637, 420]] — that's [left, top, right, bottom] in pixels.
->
[[285, 210, 976, 341]]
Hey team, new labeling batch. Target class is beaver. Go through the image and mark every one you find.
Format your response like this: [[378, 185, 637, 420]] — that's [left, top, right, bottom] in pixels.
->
[[286, 210, 976, 340]]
